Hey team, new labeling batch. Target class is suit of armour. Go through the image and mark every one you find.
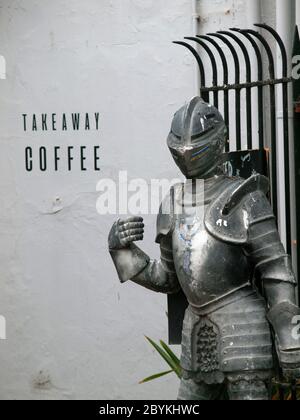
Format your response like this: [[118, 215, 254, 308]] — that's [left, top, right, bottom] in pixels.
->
[[108, 97, 300, 400]]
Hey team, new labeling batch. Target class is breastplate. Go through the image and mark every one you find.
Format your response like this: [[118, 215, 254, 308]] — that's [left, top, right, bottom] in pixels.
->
[[172, 181, 251, 309]]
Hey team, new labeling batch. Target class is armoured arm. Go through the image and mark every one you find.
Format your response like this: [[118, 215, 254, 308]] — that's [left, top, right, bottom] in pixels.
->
[[130, 235, 180, 294], [243, 215, 297, 305], [108, 217, 180, 294], [205, 174, 297, 308], [242, 192, 300, 378], [205, 174, 300, 378]]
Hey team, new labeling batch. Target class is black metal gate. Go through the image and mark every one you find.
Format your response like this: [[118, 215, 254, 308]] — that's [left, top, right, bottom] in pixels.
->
[[174, 23, 293, 254], [170, 23, 300, 400]]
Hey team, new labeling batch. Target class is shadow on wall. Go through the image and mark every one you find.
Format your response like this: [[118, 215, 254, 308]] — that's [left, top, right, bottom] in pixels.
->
[[0, 315, 6, 340], [0, 55, 6, 79]]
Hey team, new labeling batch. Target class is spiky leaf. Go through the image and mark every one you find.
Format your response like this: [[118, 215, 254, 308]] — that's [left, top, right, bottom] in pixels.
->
[[145, 336, 181, 378], [139, 370, 173, 384]]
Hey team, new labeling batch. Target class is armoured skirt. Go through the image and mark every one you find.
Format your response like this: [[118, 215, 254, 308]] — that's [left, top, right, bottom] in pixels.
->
[[180, 288, 274, 384]]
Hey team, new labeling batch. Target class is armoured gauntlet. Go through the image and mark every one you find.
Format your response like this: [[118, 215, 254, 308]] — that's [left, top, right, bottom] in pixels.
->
[[108, 217, 180, 294], [108, 217, 150, 282]]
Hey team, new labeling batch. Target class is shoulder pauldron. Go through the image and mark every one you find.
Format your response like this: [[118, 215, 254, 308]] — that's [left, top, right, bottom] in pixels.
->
[[205, 174, 275, 245]]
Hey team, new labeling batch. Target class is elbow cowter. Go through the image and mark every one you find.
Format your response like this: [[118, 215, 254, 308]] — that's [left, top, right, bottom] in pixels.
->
[[109, 242, 180, 294], [257, 255, 296, 285], [132, 260, 181, 294]]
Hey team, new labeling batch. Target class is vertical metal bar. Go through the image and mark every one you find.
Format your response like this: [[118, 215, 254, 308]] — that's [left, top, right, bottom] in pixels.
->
[[292, 26, 300, 305], [244, 29, 278, 221], [207, 33, 242, 151], [184, 37, 219, 108], [255, 23, 292, 255], [231, 28, 265, 150], [173, 41, 209, 102], [218, 31, 253, 150], [197, 35, 230, 152]]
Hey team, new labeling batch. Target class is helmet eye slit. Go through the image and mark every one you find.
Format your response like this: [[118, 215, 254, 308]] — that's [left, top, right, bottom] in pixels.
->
[[171, 132, 181, 140], [205, 112, 216, 120], [191, 126, 214, 141], [191, 145, 210, 158]]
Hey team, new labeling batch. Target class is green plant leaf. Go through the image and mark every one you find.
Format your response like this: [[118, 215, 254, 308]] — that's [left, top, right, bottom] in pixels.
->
[[145, 336, 182, 378], [139, 370, 173, 384], [159, 340, 180, 366]]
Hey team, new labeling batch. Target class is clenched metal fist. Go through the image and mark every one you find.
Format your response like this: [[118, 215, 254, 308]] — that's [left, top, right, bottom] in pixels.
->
[[108, 217, 145, 250]]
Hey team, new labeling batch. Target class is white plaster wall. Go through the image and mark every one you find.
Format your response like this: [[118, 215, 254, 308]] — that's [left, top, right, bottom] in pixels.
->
[[0, 0, 288, 401], [0, 0, 195, 400]]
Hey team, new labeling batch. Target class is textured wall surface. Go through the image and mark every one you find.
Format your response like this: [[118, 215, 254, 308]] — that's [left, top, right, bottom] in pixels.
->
[[0, 0, 292, 401], [0, 0, 195, 400]]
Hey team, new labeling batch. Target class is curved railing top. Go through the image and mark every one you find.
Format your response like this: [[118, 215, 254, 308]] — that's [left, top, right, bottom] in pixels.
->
[[174, 24, 290, 89]]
